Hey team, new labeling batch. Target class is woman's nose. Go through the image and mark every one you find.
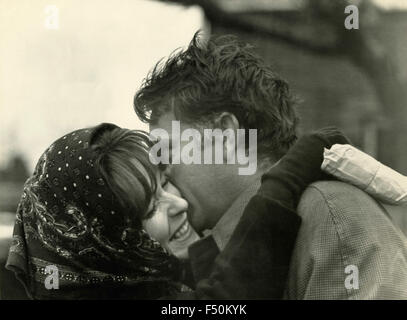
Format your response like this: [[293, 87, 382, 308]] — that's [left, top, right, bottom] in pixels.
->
[[162, 191, 188, 217]]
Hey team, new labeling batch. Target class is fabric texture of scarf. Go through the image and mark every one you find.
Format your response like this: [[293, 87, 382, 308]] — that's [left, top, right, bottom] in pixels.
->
[[6, 123, 187, 299]]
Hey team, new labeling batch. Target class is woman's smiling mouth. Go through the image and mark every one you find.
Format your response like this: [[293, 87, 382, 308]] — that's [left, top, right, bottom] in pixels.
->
[[170, 219, 191, 242]]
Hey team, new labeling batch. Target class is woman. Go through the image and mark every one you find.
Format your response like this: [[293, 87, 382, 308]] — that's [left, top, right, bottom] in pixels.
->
[[6, 123, 198, 299], [6, 123, 348, 299]]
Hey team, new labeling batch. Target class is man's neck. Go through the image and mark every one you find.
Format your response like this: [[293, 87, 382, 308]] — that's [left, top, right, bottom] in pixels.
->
[[229, 159, 274, 203], [209, 159, 275, 250]]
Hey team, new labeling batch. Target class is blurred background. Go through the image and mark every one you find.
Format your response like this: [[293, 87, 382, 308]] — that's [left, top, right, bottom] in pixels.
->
[[1, 0, 407, 297]]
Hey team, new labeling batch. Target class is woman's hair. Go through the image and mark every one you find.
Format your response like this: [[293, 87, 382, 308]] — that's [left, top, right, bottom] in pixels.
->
[[90, 127, 159, 221], [6, 124, 183, 299]]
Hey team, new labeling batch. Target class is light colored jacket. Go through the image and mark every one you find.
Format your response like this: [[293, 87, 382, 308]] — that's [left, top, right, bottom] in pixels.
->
[[285, 181, 407, 299]]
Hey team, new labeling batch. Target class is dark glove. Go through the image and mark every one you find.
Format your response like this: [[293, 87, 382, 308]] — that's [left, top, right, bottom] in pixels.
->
[[258, 127, 350, 210]]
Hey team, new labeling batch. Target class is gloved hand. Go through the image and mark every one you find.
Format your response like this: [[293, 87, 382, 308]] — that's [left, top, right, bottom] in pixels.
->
[[258, 127, 351, 210]]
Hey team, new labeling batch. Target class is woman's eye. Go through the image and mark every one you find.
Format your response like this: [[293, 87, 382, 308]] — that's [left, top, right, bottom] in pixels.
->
[[161, 177, 169, 189], [144, 201, 157, 220]]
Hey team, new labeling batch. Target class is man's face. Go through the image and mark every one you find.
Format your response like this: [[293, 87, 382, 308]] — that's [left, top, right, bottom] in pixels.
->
[[149, 111, 238, 233]]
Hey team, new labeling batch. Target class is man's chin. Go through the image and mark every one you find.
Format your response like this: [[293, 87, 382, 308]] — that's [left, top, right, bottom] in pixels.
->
[[187, 204, 220, 234], [187, 212, 205, 234]]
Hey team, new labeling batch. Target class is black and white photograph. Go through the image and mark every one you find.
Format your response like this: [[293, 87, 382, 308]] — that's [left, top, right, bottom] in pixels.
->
[[0, 0, 407, 305]]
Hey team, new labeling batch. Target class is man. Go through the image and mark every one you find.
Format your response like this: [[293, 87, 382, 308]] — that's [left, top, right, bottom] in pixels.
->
[[134, 33, 407, 299]]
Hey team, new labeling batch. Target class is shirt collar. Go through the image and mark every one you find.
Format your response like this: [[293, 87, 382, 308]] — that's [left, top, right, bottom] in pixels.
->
[[210, 179, 261, 251]]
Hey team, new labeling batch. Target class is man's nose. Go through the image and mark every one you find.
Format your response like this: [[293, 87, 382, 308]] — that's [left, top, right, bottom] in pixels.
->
[[164, 191, 188, 217]]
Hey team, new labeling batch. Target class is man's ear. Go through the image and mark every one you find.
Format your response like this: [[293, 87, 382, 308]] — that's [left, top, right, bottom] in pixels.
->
[[214, 112, 240, 163], [215, 112, 240, 131]]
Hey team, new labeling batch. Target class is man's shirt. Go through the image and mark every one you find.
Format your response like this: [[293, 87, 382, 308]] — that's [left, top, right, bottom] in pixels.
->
[[285, 181, 407, 299], [212, 181, 262, 251], [188, 181, 260, 281], [189, 179, 407, 299]]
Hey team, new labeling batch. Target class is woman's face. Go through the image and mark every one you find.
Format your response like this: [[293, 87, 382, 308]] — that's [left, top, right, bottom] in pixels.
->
[[142, 174, 200, 260]]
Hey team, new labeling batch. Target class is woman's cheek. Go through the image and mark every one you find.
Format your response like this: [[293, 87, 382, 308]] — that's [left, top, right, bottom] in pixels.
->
[[142, 210, 169, 245]]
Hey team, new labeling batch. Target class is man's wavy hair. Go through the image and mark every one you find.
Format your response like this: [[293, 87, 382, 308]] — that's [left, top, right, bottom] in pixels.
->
[[134, 32, 299, 160]]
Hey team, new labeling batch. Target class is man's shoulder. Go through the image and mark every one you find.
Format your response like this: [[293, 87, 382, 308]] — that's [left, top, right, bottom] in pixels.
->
[[286, 180, 407, 299], [301, 180, 407, 238], [298, 180, 389, 222], [296, 180, 405, 248], [300, 180, 377, 207]]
